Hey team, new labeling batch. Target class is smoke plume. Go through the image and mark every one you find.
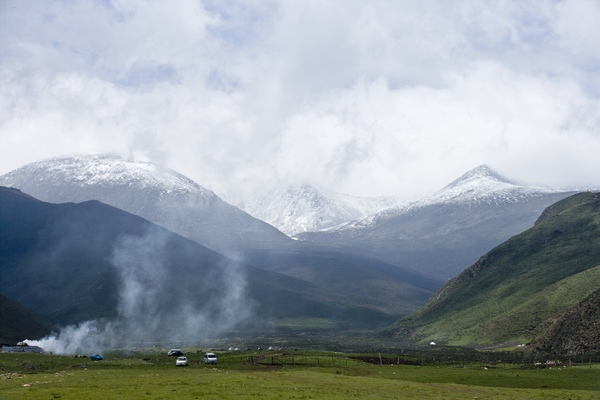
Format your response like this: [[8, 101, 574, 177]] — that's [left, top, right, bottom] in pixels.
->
[[27, 227, 252, 354]]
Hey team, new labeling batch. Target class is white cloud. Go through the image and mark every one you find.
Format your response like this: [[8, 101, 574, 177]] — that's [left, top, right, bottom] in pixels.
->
[[0, 0, 599, 201]]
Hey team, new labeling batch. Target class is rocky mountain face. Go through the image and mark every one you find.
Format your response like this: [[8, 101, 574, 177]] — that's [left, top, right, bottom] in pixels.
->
[[386, 192, 600, 350], [0, 154, 291, 255], [537, 288, 600, 357], [297, 165, 575, 279], [242, 184, 401, 236]]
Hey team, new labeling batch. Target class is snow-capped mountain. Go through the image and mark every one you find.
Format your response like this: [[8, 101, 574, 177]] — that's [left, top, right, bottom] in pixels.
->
[[297, 165, 576, 279], [0, 154, 291, 253], [242, 184, 402, 236], [420, 164, 553, 206], [333, 164, 563, 232]]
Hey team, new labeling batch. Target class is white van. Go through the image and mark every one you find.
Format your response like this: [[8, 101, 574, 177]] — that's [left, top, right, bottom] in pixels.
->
[[203, 352, 218, 364]]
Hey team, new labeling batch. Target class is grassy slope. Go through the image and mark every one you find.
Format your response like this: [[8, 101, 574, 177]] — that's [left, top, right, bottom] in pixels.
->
[[389, 192, 600, 346]]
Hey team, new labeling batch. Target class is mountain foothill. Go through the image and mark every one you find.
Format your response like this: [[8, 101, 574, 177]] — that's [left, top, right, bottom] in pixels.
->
[[0, 154, 598, 357]]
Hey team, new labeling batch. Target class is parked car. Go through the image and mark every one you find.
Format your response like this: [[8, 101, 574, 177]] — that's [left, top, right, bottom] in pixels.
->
[[168, 349, 183, 357], [203, 352, 217, 364], [175, 356, 188, 366], [90, 354, 103, 361]]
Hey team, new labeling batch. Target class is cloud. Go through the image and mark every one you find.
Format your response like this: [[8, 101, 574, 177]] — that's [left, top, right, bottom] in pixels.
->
[[1, 0, 599, 201]]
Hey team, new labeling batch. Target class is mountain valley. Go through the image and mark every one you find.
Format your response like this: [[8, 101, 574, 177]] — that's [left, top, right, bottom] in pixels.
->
[[1, 155, 599, 358], [0, 185, 437, 345]]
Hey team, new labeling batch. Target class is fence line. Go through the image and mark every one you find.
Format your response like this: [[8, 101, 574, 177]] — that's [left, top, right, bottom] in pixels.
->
[[242, 352, 600, 368]]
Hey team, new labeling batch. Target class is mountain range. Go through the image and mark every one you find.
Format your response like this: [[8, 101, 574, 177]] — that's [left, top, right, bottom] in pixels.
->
[[0, 156, 575, 282], [386, 191, 600, 353], [2, 154, 597, 356], [297, 165, 575, 279], [0, 155, 441, 336]]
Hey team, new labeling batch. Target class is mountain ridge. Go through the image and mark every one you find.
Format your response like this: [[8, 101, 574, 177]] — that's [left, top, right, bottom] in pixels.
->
[[0, 154, 292, 254]]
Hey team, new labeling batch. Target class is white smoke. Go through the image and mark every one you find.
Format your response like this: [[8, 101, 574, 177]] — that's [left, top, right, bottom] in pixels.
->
[[27, 227, 253, 354], [26, 320, 112, 355]]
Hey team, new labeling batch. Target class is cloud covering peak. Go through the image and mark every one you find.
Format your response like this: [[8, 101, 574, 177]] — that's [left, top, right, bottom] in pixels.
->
[[1, 0, 599, 200]]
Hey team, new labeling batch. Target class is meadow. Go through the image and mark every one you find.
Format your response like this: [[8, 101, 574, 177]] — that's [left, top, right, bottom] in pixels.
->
[[1, 349, 599, 399]]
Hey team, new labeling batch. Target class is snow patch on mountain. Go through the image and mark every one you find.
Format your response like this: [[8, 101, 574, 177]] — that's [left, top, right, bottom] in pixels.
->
[[242, 184, 402, 236], [0, 154, 215, 198]]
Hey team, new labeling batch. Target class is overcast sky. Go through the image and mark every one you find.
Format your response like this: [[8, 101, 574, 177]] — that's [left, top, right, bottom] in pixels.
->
[[1, 1, 599, 201]]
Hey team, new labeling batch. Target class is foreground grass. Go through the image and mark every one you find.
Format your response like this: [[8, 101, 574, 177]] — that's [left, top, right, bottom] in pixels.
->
[[1, 351, 599, 399]]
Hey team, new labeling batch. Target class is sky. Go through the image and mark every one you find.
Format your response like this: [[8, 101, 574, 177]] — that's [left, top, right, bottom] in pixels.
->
[[1, 0, 599, 202]]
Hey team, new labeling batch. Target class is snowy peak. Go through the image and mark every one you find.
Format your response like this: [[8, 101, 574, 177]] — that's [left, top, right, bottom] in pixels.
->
[[1, 154, 215, 198], [443, 164, 514, 190], [428, 164, 555, 206], [243, 184, 402, 236], [244, 184, 358, 236]]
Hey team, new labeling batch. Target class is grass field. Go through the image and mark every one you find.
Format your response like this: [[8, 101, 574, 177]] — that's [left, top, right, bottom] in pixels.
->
[[1, 350, 599, 399]]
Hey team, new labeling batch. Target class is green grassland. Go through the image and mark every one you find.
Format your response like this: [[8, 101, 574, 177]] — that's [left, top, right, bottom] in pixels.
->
[[1, 350, 599, 399]]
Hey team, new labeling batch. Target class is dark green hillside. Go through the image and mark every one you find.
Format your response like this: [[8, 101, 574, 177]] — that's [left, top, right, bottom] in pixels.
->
[[0, 293, 51, 344], [387, 191, 600, 346]]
